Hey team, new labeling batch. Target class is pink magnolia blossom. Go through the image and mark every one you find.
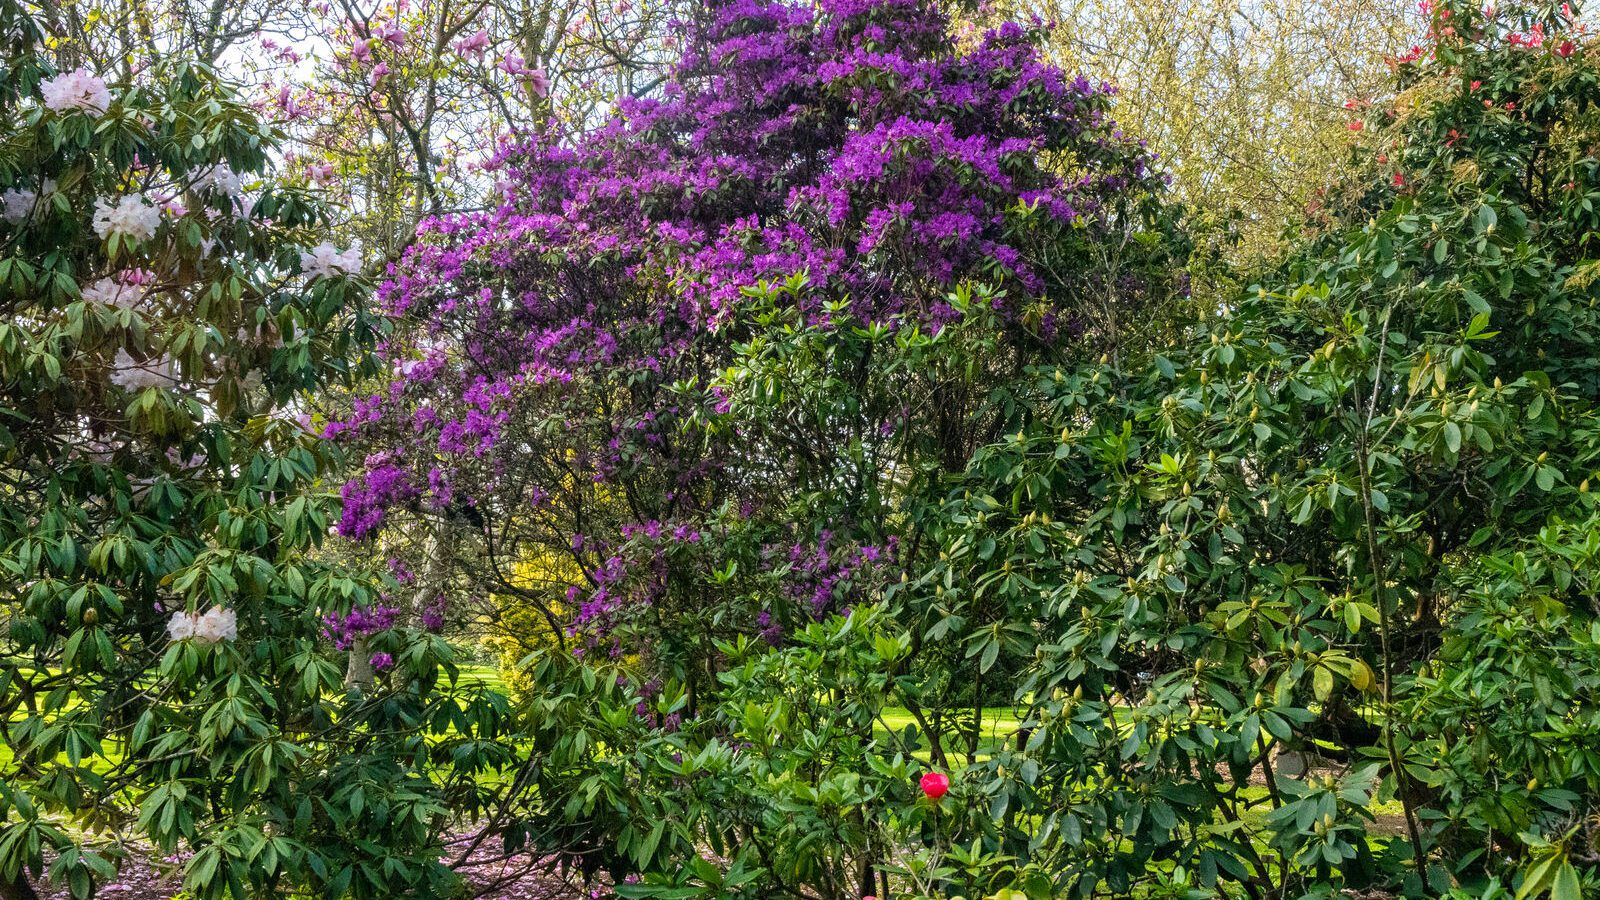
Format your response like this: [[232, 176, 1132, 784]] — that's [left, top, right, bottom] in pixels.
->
[[453, 29, 489, 58], [527, 67, 551, 97]]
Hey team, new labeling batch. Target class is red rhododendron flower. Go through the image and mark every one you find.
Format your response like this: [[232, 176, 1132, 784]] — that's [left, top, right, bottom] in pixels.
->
[[920, 772, 950, 800], [1556, 40, 1576, 58]]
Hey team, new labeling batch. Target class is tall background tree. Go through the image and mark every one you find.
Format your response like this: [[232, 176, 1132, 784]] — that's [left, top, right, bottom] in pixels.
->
[[990, 0, 1420, 272]]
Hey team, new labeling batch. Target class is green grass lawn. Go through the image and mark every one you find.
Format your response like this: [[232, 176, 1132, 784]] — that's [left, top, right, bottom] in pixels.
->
[[874, 706, 1023, 762]]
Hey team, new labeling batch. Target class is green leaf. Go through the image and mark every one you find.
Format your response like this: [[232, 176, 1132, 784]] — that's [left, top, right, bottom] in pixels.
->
[[1551, 862, 1582, 900]]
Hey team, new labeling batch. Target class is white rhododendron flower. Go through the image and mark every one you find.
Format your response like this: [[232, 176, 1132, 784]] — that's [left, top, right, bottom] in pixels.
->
[[93, 195, 161, 242], [1, 180, 54, 223], [40, 68, 111, 115], [109, 349, 177, 389], [299, 241, 363, 279], [167, 608, 238, 643], [81, 276, 144, 309], [194, 607, 238, 643], [1, 188, 36, 223], [193, 165, 244, 196], [166, 611, 197, 641]]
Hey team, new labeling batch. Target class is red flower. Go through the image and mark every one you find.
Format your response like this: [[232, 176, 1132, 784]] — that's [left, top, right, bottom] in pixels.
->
[[1348, 121, 1364, 131], [920, 772, 950, 800], [1392, 172, 1406, 187], [1556, 40, 1576, 58], [1470, 80, 1482, 91]]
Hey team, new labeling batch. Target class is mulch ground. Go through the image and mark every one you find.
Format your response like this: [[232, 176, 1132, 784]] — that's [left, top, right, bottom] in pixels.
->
[[36, 838, 601, 900]]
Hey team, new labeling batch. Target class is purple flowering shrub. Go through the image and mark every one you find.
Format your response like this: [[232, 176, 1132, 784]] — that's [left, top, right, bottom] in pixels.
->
[[334, 0, 1181, 663]]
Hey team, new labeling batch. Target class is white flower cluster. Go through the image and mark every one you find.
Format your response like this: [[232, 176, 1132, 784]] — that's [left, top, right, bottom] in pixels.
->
[[82, 277, 145, 309], [2, 188, 35, 224], [93, 195, 161, 242], [1, 180, 56, 225], [109, 349, 178, 389], [299, 241, 363, 279], [193, 165, 244, 197], [167, 607, 238, 643], [40, 68, 112, 115]]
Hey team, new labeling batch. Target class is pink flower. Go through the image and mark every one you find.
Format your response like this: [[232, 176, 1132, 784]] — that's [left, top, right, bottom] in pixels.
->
[[527, 67, 551, 98], [371, 62, 391, 86], [352, 40, 372, 63], [1556, 40, 1576, 58], [919, 772, 949, 800], [453, 29, 489, 58], [382, 25, 406, 48], [1470, 80, 1482, 91], [1347, 121, 1364, 131]]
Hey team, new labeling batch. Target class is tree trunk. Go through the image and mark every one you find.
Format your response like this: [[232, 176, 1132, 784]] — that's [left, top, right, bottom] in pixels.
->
[[0, 872, 40, 900], [345, 633, 374, 692]]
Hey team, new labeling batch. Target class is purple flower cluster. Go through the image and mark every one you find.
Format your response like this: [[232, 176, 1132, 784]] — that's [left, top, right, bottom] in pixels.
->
[[324, 603, 400, 650], [761, 531, 897, 640], [337, 463, 418, 539]]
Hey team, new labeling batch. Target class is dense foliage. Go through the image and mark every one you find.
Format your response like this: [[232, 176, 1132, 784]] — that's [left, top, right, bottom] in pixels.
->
[[914, 2, 1600, 896], [0, 5, 494, 898]]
